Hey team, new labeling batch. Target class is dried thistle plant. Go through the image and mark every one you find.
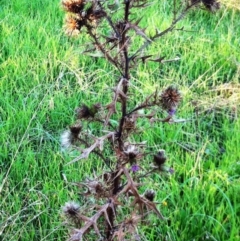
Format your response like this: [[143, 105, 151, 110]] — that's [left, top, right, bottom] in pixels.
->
[[59, 0, 220, 240]]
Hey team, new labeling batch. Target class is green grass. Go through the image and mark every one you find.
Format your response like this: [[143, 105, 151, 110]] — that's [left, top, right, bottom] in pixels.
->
[[0, 0, 240, 240]]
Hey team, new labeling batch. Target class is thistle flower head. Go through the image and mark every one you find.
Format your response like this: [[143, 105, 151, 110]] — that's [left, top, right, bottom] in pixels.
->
[[60, 124, 81, 149], [83, 179, 106, 198], [153, 150, 167, 167], [86, 180, 103, 194], [124, 145, 140, 161], [60, 130, 74, 149], [75, 104, 91, 119], [160, 86, 181, 113], [124, 213, 141, 230], [62, 201, 80, 220], [154, 151, 174, 174], [62, 0, 85, 13], [168, 108, 176, 116], [70, 123, 82, 138], [64, 15, 82, 35], [191, 0, 220, 11], [144, 190, 156, 201], [202, 0, 220, 11], [131, 164, 140, 172], [75, 103, 100, 119]]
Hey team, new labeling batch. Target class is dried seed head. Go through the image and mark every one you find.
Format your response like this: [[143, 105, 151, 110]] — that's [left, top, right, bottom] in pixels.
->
[[62, 201, 80, 220], [60, 124, 82, 149], [62, 0, 85, 13], [84, 180, 105, 197], [75, 104, 91, 119], [160, 86, 181, 112], [154, 151, 174, 174], [125, 213, 141, 230], [60, 130, 75, 149], [202, 0, 220, 11], [75, 103, 100, 119], [124, 145, 139, 160], [153, 150, 167, 167], [90, 181, 103, 194], [64, 15, 82, 35], [144, 190, 156, 201], [191, 0, 220, 11], [69, 123, 82, 138]]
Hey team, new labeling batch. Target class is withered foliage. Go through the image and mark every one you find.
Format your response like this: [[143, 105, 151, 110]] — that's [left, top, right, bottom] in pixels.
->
[[60, 0, 219, 240]]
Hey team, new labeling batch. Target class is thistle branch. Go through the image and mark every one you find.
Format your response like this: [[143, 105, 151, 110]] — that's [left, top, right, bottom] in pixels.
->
[[130, 1, 199, 60], [66, 132, 115, 165], [86, 25, 123, 75]]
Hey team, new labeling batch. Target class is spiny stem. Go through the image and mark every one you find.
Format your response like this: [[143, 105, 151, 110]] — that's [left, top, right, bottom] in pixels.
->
[[117, 0, 131, 147], [86, 25, 123, 75], [108, 2, 131, 239]]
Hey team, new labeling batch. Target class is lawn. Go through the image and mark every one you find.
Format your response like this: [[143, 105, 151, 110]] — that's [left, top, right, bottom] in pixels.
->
[[0, 0, 239, 240]]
